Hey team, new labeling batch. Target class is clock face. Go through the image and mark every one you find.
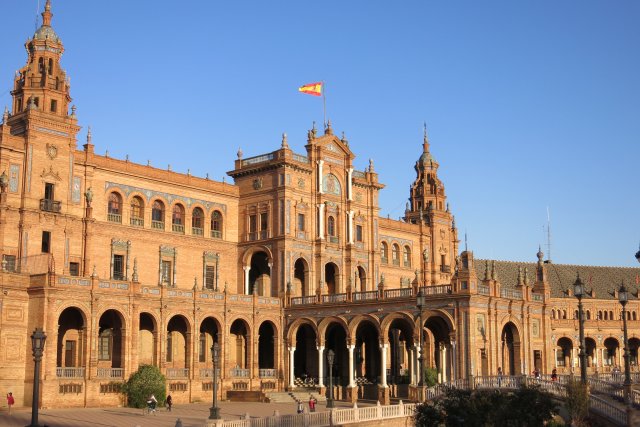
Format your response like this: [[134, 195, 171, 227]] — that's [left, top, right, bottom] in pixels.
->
[[47, 144, 58, 159]]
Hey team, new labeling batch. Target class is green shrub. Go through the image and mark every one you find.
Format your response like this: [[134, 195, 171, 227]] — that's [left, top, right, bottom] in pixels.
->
[[122, 365, 166, 408], [424, 367, 438, 387], [565, 378, 589, 426]]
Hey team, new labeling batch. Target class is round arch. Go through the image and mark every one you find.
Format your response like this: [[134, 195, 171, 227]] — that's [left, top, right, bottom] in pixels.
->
[[56, 306, 88, 370], [287, 318, 318, 344], [348, 314, 382, 339], [293, 257, 310, 297], [500, 322, 522, 375], [258, 321, 278, 371], [317, 316, 349, 344], [138, 311, 158, 366]]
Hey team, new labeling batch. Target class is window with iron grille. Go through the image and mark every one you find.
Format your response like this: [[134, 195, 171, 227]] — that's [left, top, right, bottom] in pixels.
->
[[113, 255, 124, 280]]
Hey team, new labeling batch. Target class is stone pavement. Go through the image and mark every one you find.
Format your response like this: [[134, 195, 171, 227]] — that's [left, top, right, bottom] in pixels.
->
[[0, 400, 371, 427]]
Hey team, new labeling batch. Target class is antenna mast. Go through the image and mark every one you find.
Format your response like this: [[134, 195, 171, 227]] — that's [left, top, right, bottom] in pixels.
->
[[35, 0, 40, 31], [546, 207, 552, 262]]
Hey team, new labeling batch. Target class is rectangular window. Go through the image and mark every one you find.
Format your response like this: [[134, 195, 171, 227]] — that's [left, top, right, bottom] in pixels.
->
[[205, 265, 215, 290], [113, 254, 124, 280], [199, 333, 206, 362], [166, 332, 173, 362], [2, 255, 16, 272], [355, 225, 363, 242], [69, 262, 80, 276], [249, 214, 257, 234], [260, 212, 268, 230], [50, 99, 57, 113], [41, 231, 51, 253], [98, 333, 111, 360], [44, 182, 55, 200], [162, 260, 172, 286], [64, 340, 76, 367], [297, 213, 305, 231]]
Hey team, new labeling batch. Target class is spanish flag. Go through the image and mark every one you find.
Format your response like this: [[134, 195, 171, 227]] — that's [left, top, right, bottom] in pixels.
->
[[298, 82, 323, 97]]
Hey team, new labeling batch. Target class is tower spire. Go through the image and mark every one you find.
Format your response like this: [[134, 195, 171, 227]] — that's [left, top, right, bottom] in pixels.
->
[[423, 121, 430, 153], [42, 0, 53, 27]]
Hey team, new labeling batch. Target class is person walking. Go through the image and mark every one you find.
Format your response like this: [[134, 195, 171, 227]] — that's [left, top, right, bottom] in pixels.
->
[[497, 367, 503, 387], [551, 368, 558, 381], [297, 400, 304, 414], [308, 395, 317, 413], [6, 392, 14, 416], [166, 394, 172, 411]]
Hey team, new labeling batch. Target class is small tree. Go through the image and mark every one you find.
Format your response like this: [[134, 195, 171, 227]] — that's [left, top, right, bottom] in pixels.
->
[[122, 365, 167, 408], [565, 378, 589, 426], [424, 367, 439, 387]]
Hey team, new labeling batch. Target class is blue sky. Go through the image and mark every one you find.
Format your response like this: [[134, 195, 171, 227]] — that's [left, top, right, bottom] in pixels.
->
[[1, 1, 639, 267]]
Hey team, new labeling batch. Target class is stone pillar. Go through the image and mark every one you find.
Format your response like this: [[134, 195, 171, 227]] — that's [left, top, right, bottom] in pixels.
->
[[347, 168, 353, 201], [347, 211, 354, 244], [317, 345, 325, 387], [380, 343, 388, 387], [288, 346, 296, 389], [412, 344, 419, 385], [318, 204, 325, 239], [243, 266, 250, 295], [317, 160, 324, 193], [348, 345, 355, 387]]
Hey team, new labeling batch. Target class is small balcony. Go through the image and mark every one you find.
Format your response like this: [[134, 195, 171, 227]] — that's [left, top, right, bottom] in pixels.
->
[[192, 227, 204, 236], [107, 213, 122, 223], [151, 220, 165, 230], [97, 367, 124, 379], [166, 368, 189, 379], [211, 230, 222, 239], [230, 367, 250, 378], [130, 217, 144, 227], [440, 265, 451, 273], [259, 368, 277, 378], [172, 223, 185, 234], [56, 367, 85, 378], [40, 199, 61, 213]]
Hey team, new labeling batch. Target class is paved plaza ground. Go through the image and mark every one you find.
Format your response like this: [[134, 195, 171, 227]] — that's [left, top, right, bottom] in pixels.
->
[[0, 400, 374, 427]]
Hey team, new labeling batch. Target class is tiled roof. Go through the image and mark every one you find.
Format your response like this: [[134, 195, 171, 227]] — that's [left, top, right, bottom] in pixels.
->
[[474, 259, 640, 300]]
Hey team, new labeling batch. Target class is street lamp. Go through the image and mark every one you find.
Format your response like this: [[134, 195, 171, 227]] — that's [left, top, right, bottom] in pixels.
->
[[618, 281, 632, 405], [209, 342, 221, 420], [573, 274, 588, 384], [28, 328, 47, 427], [326, 349, 335, 408], [416, 289, 426, 389]]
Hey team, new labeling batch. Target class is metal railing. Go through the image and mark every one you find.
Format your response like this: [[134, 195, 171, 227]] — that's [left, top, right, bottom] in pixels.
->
[[56, 367, 85, 378], [166, 368, 189, 378], [40, 198, 61, 213], [97, 368, 124, 378]]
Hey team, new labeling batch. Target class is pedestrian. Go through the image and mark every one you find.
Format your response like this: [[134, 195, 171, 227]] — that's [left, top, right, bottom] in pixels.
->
[[147, 394, 157, 415], [497, 367, 503, 387], [551, 368, 558, 381], [308, 395, 317, 413], [166, 394, 172, 411], [6, 392, 14, 416], [297, 400, 304, 414]]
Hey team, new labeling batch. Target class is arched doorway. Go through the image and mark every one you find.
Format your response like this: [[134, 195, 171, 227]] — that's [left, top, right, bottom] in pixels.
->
[[424, 315, 453, 382], [501, 322, 521, 375], [229, 320, 250, 372], [556, 337, 573, 370], [585, 337, 596, 368], [294, 324, 318, 383], [97, 310, 124, 372], [325, 322, 348, 400], [249, 251, 271, 296], [325, 263, 339, 294], [629, 338, 640, 366], [387, 318, 413, 398], [199, 317, 220, 371], [604, 337, 619, 369], [166, 315, 190, 372], [293, 258, 308, 296], [56, 307, 86, 375], [357, 266, 366, 292], [138, 312, 157, 366], [258, 322, 277, 377], [354, 320, 380, 399]]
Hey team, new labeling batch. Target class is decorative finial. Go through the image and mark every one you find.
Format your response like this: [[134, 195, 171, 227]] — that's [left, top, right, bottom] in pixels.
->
[[2, 106, 8, 124], [147, 160, 151, 166], [423, 122, 430, 152], [206, 173, 209, 180], [451, 215, 456, 230], [167, 164, 171, 171], [484, 260, 490, 281], [517, 266, 524, 286], [237, 148, 243, 159], [125, 154, 129, 162], [71, 105, 77, 117], [341, 132, 349, 146], [281, 132, 288, 149], [537, 245, 544, 263], [325, 119, 333, 135], [187, 168, 190, 176], [491, 260, 497, 280], [446, 203, 450, 212], [42, 0, 53, 27], [86, 126, 92, 144], [524, 267, 530, 286], [368, 158, 374, 172], [132, 258, 139, 282], [105, 150, 109, 158], [311, 121, 317, 138]]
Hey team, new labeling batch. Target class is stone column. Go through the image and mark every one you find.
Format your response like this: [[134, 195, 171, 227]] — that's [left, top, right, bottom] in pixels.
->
[[347, 168, 353, 201], [318, 204, 325, 239], [409, 345, 416, 386], [288, 346, 296, 389], [380, 343, 388, 387], [347, 211, 354, 244], [243, 266, 250, 295], [317, 160, 324, 193], [317, 345, 325, 387], [348, 345, 355, 387]]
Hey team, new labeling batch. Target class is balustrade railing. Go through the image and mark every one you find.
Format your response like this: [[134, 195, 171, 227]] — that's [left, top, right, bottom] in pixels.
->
[[259, 368, 277, 378], [290, 295, 317, 305], [478, 284, 490, 295], [199, 368, 220, 378], [151, 220, 164, 230], [107, 213, 122, 223], [56, 367, 85, 378], [242, 153, 274, 166], [421, 285, 452, 295], [230, 367, 250, 378], [322, 293, 347, 303], [589, 394, 627, 425], [353, 290, 379, 301], [500, 288, 523, 300], [192, 227, 204, 236], [40, 199, 61, 213], [130, 217, 144, 227], [97, 367, 124, 378], [384, 288, 413, 299], [172, 223, 185, 233], [166, 368, 189, 378]]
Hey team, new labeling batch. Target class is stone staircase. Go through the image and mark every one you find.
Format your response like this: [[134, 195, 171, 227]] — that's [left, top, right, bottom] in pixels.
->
[[264, 390, 327, 404]]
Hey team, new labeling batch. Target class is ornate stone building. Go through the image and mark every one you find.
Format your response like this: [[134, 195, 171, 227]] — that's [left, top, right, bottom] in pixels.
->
[[0, 1, 638, 408]]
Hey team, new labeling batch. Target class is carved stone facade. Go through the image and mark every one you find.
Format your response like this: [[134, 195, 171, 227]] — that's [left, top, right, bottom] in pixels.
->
[[0, 2, 638, 409]]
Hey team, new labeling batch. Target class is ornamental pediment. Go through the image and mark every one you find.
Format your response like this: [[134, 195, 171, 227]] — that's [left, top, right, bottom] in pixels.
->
[[40, 166, 62, 181]]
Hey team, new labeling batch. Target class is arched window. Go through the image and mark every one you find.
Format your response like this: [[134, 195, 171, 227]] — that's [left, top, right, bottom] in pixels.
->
[[130, 196, 144, 226], [562, 310, 567, 320], [392, 244, 400, 266], [151, 200, 165, 229], [328, 216, 336, 237], [633, 312, 637, 321], [403, 246, 411, 268], [598, 310, 603, 320], [172, 204, 185, 233], [108, 192, 122, 223], [381, 242, 389, 264], [192, 207, 204, 236], [586, 310, 591, 320], [574, 310, 579, 320], [551, 309, 556, 320], [211, 211, 223, 238], [609, 311, 614, 320]]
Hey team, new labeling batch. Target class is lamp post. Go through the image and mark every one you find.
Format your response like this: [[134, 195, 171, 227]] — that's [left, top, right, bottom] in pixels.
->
[[209, 342, 221, 420], [573, 274, 588, 384], [618, 282, 632, 405], [326, 349, 335, 408], [28, 328, 47, 427], [416, 289, 426, 392]]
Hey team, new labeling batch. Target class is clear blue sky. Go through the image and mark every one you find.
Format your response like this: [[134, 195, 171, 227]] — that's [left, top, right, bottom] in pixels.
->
[[1, 1, 639, 267]]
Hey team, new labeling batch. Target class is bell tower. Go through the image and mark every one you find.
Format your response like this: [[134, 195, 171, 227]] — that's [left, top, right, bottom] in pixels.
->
[[9, 0, 72, 121], [404, 124, 448, 223]]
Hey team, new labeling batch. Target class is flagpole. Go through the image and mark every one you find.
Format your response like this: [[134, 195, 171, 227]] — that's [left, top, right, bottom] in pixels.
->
[[322, 81, 326, 128]]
